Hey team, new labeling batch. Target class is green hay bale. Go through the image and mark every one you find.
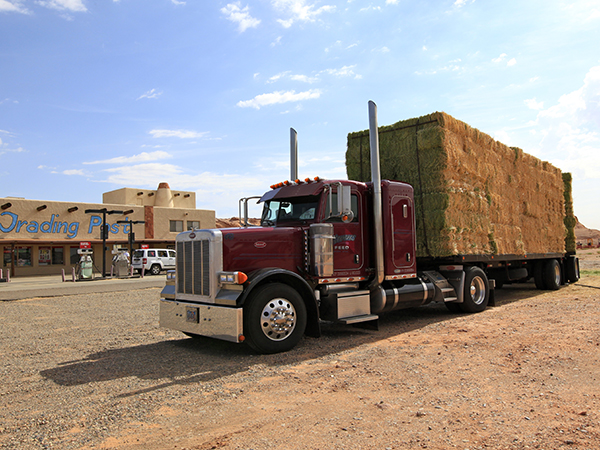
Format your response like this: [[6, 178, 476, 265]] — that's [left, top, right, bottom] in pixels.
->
[[347, 112, 568, 258], [562, 172, 576, 253]]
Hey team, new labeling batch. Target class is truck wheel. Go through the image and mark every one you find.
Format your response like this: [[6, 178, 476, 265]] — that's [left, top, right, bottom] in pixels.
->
[[543, 259, 561, 290], [460, 267, 489, 313], [244, 283, 307, 354], [150, 264, 161, 275]]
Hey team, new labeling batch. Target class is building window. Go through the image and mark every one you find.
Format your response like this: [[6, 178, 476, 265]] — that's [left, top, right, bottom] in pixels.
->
[[170, 220, 183, 232], [187, 220, 200, 230], [16, 247, 32, 267], [52, 247, 64, 265], [39, 247, 52, 265], [70, 247, 79, 265]]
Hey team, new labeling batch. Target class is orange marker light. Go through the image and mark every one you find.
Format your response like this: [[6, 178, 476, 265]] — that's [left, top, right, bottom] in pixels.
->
[[237, 272, 248, 284]]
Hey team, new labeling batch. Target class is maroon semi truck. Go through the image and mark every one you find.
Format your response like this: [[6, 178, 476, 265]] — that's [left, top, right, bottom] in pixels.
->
[[160, 102, 579, 354]]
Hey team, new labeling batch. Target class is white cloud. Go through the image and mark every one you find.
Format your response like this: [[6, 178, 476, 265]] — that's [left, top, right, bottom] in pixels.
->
[[149, 129, 208, 139], [492, 53, 516, 67], [290, 74, 319, 83], [83, 151, 173, 165], [492, 53, 507, 63], [272, 0, 335, 28], [323, 65, 358, 77], [0, 0, 29, 13], [267, 71, 291, 83], [62, 169, 86, 176], [359, 5, 381, 12], [372, 46, 390, 53], [170, 0, 185, 5], [137, 89, 162, 100], [237, 89, 322, 109], [525, 98, 544, 110], [221, 2, 261, 32], [37, 0, 87, 12], [386, 0, 399, 4], [454, 0, 475, 7], [529, 66, 600, 181]]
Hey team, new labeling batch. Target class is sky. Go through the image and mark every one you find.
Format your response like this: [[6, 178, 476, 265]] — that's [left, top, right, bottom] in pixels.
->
[[1, 0, 599, 228]]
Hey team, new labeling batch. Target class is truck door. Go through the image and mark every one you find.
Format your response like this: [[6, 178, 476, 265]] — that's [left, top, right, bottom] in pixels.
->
[[325, 192, 365, 277], [389, 195, 416, 274]]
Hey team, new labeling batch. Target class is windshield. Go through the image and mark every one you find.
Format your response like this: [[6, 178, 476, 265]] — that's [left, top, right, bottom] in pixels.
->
[[261, 196, 319, 226]]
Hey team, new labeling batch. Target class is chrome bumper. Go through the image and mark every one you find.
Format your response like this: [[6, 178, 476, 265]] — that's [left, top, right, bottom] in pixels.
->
[[159, 299, 243, 343]]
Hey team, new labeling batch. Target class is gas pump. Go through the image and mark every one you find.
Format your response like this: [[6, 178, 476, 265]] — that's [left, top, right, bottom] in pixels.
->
[[112, 248, 130, 278], [77, 248, 94, 280]]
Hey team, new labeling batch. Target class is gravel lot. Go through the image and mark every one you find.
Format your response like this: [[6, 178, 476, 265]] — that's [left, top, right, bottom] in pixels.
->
[[1, 272, 599, 450]]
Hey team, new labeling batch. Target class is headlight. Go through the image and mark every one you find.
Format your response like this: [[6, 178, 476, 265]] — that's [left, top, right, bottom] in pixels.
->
[[218, 271, 248, 285]]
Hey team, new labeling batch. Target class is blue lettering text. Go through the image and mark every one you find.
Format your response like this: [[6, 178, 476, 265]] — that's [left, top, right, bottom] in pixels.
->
[[0, 211, 18, 232]]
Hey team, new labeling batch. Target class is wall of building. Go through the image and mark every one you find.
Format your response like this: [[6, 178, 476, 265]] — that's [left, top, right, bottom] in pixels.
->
[[0, 183, 215, 277]]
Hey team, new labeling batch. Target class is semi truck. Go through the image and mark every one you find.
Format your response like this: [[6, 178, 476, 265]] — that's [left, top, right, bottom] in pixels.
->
[[160, 101, 579, 354]]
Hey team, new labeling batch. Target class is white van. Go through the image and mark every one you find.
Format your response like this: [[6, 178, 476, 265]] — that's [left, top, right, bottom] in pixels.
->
[[131, 248, 176, 275]]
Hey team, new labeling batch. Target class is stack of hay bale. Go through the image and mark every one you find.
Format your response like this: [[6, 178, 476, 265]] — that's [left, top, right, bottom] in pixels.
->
[[346, 112, 576, 258]]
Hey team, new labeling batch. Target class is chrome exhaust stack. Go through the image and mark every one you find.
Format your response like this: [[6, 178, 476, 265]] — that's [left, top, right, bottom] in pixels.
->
[[368, 101, 385, 286], [290, 127, 298, 181]]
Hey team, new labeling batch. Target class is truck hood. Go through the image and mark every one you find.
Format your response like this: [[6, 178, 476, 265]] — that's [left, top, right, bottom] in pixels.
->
[[220, 226, 306, 275]]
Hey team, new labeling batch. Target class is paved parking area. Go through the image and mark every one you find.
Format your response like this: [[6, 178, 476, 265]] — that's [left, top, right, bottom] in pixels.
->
[[0, 273, 166, 301]]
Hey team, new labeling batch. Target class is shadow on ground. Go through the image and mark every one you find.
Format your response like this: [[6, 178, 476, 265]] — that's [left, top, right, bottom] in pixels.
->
[[40, 282, 547, 393]]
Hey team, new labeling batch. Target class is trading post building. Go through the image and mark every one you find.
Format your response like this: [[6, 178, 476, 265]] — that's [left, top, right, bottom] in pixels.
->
[[0, 183, 215, 277]]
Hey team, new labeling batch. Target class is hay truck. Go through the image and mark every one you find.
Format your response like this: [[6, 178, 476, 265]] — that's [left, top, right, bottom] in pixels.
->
[[160, 101, 579, 354]]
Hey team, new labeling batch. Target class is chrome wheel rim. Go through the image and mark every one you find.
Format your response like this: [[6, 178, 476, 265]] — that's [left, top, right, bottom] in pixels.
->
[[469, 276, 486, 305], [260, 298, 296, 341]]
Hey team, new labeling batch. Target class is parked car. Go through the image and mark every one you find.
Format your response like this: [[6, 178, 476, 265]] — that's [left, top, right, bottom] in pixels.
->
[[132, 249, 176, 275]]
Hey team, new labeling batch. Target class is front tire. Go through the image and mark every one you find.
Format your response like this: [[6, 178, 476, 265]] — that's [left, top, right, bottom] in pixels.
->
[[460, 266, 489, 313], [244, 283, 307, 354]]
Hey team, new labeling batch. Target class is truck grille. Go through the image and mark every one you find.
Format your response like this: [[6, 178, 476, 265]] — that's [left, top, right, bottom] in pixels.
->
[[177, 239, 210, 296]]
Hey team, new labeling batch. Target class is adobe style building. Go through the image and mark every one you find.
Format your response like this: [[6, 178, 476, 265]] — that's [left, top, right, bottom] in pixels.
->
[[0, 183, 215, 277]]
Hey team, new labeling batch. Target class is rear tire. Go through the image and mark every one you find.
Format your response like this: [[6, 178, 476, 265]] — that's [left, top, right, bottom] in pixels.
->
[[542, 259, 561, 290], [150, 264, 161, 275], [244, 283, 307, 354], [460, 266, 489, 313]]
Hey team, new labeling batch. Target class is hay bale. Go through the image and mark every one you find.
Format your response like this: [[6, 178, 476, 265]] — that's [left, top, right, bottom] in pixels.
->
[[347, 112, 572, 258]]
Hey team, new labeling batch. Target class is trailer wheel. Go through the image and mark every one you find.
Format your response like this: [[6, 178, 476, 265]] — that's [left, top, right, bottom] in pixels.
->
[[244, 283, 307, 354], [543, 259, 561, 290], [460, 267, 489, 313]]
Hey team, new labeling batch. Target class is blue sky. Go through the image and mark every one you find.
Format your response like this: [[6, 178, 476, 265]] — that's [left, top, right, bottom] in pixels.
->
[[1, 0, 599, 229]]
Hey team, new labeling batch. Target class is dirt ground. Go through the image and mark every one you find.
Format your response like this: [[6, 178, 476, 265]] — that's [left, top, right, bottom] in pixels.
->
[[1, 255, 599, 450]]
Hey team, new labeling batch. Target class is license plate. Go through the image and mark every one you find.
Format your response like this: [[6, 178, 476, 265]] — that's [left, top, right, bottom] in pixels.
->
[[186, 307, 199, 323]]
